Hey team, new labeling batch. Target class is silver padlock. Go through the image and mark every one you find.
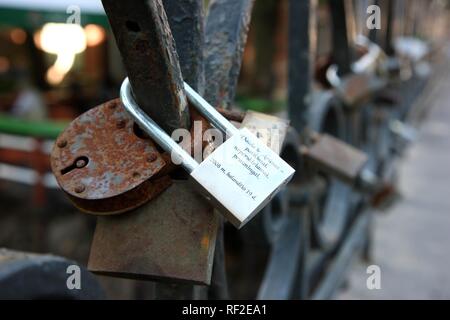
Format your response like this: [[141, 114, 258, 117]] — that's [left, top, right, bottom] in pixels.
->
[[121, 78, 295, 229]]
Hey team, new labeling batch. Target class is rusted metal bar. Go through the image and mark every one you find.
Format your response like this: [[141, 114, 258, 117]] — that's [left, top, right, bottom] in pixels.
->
[[163, 0, 205, 94], [288, 0, 317, 132], [101, 0, 189, 133], [204, 0, 255, 109], [329, 0, 352, 76]]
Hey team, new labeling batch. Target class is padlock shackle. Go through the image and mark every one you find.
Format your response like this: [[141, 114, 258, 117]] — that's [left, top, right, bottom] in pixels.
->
[[184, 82, 239, 137], [121, 78, 240, 173], [120, 78, 199, 173]]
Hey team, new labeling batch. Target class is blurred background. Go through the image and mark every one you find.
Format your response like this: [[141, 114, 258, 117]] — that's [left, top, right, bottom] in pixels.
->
[[0, 0, 449, 299]]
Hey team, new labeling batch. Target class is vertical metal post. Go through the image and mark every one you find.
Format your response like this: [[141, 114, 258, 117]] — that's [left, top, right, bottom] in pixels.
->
[[384, 0, 395, 56], [101, 0, 189, 133], [329, 0, 352, 76], [288, 0, 317, 133], [204, 0, 255, 109], [163, 0, 205, 94]]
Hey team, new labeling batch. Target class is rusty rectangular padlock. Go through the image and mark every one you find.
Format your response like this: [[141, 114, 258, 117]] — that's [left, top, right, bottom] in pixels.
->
[[301, 132, 399, 204], [88, 180, 219, 285], [121, 78, 295, 229], [338, 74, 386, 107], [301, 133, 368, 185], [327, 65, 387, 107]]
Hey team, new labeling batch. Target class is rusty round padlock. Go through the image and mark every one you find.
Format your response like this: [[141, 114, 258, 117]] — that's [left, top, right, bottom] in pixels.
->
[[50, 99, 172, 215], [50, 99, 219, 215]]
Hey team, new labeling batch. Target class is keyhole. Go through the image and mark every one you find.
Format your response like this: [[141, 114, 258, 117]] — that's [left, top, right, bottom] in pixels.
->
[[61, 156, 89, 175]]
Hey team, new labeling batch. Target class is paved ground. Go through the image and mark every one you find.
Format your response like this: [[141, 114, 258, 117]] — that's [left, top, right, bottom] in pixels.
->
[[337, 60, 450, 299]]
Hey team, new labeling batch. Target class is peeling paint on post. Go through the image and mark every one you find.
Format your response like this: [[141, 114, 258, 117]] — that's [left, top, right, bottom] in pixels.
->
[[204, 0, 255, 109], [164, 0, 205, 94]]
